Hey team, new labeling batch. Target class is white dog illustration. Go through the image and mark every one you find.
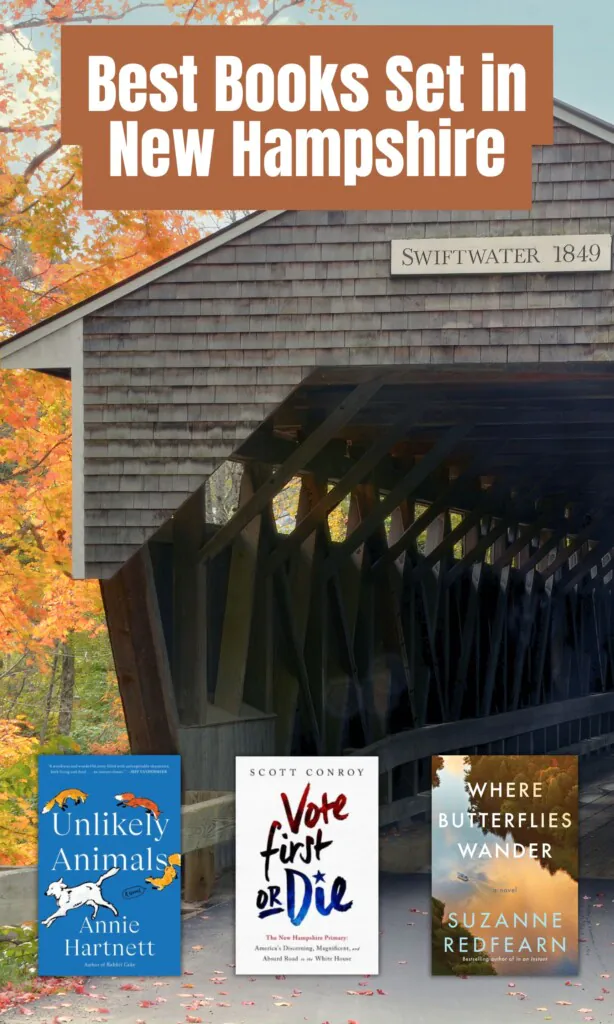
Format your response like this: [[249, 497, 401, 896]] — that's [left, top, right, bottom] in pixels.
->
[[42, 866, 120, 927]]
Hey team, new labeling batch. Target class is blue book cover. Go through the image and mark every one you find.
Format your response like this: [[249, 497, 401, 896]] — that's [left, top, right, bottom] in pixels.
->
[[37, 755, 181, 977]]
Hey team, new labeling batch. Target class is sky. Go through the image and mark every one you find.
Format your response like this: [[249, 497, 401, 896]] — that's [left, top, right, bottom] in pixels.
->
[[115, 0, 614, 124], [4, 0, 613, 129], [351, 0, 613, 123]]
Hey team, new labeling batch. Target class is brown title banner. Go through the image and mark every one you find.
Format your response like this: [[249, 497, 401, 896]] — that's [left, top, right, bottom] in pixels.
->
[[61, 25, 553, 211]]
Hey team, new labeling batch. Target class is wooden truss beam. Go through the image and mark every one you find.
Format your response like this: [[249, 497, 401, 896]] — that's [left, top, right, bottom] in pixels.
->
[[214, 467, 266, 716], [199, 377, 388, 563], [267, 403, 428, 573], [561, 538, 614, 594], [539, 517, 605, 582], [101, 546, 179, 755], [338, 423, 473, 561], [172, 486, 208, 726]]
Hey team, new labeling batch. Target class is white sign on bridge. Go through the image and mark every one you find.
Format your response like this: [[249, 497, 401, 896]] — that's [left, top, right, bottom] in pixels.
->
[[391, 235, 612, 276]]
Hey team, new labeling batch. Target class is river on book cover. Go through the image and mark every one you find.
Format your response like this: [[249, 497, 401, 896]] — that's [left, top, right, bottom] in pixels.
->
[[431, 754, 578, 977]]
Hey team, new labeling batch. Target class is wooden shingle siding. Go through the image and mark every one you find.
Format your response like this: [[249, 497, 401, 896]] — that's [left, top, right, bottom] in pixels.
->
[[83, 121, 614, 577]]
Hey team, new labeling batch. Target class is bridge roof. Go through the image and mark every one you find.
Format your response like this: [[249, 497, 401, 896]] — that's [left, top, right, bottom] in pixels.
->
[[3, 99, 614, 580], [2, 99, 614, 360]]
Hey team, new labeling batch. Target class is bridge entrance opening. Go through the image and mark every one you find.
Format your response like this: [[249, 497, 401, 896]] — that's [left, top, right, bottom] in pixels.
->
[[101, 363, 614, 828]]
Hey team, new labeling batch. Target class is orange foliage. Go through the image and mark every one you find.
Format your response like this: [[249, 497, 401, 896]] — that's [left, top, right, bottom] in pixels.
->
[[0, 0, 355, 342], [0, 368, 102, 657], [0, 718, 38, 865], [89, 680, 130, 754]]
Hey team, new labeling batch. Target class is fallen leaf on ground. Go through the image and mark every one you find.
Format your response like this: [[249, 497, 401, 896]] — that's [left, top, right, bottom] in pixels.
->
[[191, 946, 204, 951], [185, 1016, 202, 1022], [274, 1002, 292, 1007], [120, 984, 142, 991]]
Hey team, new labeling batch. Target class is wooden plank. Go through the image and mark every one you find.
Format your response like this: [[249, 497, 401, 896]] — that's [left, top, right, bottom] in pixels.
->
[[447, 513, 516, 586], [358, 482, 417, 727], [414, 498, 492, 577], [199, 379, 388, 563], [172, 487, 208, 726], [532, 575, 554, 705], [491, 511, 553, 571], [517, 528, 564, 577], [335, 492, 370, 743], [511, 570, 538, 710], [272, 478, 322, 753], [181, 793, 235, 854], [178, 717, 276, 791], [371, 470, 481, 571], [214, 469, 263, 715], [274, 561, 322, 752], [482, 565, 510, 716], [352, 691, 614, 772], [182, 791, 216, 901], [453, 562, 483, 719], [540, 519, 604, 581], [339, 423, 473, 560], [561, 538, 614, 594], [101, 545, 179, 754], [267, 404, 426, 573], [379, 792, 430, 827]]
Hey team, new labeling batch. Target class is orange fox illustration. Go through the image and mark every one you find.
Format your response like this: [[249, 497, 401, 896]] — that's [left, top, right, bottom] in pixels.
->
[[115, 793, 162, 819], [42, 789, 88, 814], [145, 853, 181, 891]]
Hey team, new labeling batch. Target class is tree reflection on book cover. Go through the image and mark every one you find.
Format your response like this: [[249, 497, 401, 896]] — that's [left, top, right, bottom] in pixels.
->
[[431, 754, 579, 976]]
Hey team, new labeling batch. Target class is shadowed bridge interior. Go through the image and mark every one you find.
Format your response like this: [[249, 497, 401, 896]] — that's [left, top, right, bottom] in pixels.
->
[[103, 364, 614, 827]]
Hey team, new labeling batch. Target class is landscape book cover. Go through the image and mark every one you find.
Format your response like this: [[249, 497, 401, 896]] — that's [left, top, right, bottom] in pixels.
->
[[431, 754, 579, 977], [38, 754, 181, 977], [235, 755, 379, 975]]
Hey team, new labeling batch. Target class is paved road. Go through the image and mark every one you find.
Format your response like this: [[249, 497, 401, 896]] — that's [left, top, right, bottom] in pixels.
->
[[6, 874, 614, 1024]]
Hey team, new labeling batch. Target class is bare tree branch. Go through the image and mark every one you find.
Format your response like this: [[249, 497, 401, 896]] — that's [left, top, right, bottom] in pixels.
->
[[0, 435, 71, 482], [8, 2, 167, 32], [0, 123, 56, 135], [23, 137, 62, 182], [263, 0, 305, 25]]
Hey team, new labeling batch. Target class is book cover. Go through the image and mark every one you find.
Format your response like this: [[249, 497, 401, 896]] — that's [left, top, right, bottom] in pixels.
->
[[38, 755, 181, 977], [235, 755, 379, 975], [431, 754, 579, 977]]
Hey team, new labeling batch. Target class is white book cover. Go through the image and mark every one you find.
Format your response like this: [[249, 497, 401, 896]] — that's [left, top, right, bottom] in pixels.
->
[[235, 756, 379, 975]]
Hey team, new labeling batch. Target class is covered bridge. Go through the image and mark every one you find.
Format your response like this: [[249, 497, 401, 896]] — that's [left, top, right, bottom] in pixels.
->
[[5, 99, 614, 833]]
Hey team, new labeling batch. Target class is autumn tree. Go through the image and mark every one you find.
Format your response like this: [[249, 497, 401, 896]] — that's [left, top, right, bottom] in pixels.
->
[[0, 0, 355, 342], [0, 0, 357, 871], [464, 754, 579, 881]]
